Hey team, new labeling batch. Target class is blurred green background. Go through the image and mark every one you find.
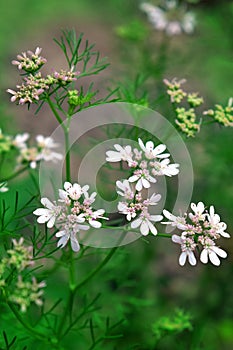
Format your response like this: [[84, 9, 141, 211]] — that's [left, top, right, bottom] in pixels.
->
[[0, 0, 233, 349]]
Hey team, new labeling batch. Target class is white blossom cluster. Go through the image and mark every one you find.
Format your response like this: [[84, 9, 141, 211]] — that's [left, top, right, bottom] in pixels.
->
[[106, 138, 179, 236], [140, 1, 196, 36], [163, 202, 230, 266], [13, 133, 62, 169], [33, 182, 108, 252]]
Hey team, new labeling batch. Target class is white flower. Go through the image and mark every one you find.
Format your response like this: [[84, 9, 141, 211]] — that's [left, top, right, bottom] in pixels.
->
[[56, 214, 89, 252], [143, 193, 161, 206], [118, 202, 137, 221], [151, 158, 179, 177], [128, 169, 156, 191], [87, 208, 107, 228], [62, 181, 82, 201], [162, 209, 187, 230], [140, 2, 196, 36], [106, 144, 133, 164], [13, 133, 29, 149], [0, 182, 9, 193], [200, 245, 227, 266], [189, 202, 206, 222], [36, 135, 63, 163], [116, 180, 134, 200], [33, 198, 60, 228], [207, 205, 230, 238], [172, 234, 197, 266], [131, 211, 163, 236], [83, 190, 97, 206], [138, 138, 169, 159]]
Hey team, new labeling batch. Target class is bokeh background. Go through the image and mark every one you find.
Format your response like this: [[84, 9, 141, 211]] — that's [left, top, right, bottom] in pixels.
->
[[0, 0, 233, 349]]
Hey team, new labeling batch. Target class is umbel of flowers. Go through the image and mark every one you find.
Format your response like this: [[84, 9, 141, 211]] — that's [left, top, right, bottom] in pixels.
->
[[163, 202, 230, 266], [106, 138, 179, 235], [34, 182, 108, 252]]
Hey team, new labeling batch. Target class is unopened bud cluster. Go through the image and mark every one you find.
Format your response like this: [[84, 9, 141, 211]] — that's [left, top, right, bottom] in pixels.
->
[[7, 47, 78, 106], [164, 78, 203, 137], [0, 238, 46, 312], [203, 98, 233, 127]]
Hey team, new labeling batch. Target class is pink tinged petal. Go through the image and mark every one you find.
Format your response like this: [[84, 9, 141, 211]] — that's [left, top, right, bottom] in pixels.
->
[[153, 144, 166, 155], [106, 151, 121, 162], [209, 205, 215, 217], [135, 179, 143, 191], [47, 216, 56, 228], [200, 249, 208, 264], [147, 220, 158, 235], [188, 251, 197, 266], [138, 138, 146, 151], [64, 182, 72, 191], [172, 235, 182, 244], [57, 235, 69, 249], [37, 216, 49, 224], [131, 218, 142, 229], [70, 236, 80, 252], [211, 246, 227, 258], [150, 215, 163, 222], [89, 220, 102, 228], [147, 175, 156, 183], [140, 221, 149, 236], [128, 175, 139, 182], [145, 141, 154, 150], [33, 208, 47, 216], [197, 202, 205, 213], [162, 209, 175, 221], [141, 178, 150, 188], [56, 230, 66, 238], [179, 252, 187, 266], [78, 225, 89, 231], [209, 251, 220, 266], [41, 197, 54, 209], [156, 153, 170, 159], [59, 189, 68, 200]]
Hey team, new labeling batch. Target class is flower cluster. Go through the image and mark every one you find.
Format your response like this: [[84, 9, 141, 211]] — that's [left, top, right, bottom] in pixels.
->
[[0, 238, 45, 312], [164, 78, 203, 137], [8, 276, 46, 312], [7, 47, 79, 106], [140, 1, 196, 36], [163, 202, 230, 266], [12, 47, 47, 73], [203, 98, 233, 127], [106, 138, 179, 235], [33, 182, 108, 252], [2, 238, 34, 271], [11, 132, 62, 169]]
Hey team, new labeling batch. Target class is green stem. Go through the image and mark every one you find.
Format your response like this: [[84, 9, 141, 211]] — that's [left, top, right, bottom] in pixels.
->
[[74, 246, 118, 292], [64, 125, 71, 182], [47, 97, 65, 126]]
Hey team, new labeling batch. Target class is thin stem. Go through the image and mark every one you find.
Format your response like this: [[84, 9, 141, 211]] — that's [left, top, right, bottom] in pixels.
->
[[47, 97, 65, 127], [64, 125, 71, 182], [74, 246, 118, 292]]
